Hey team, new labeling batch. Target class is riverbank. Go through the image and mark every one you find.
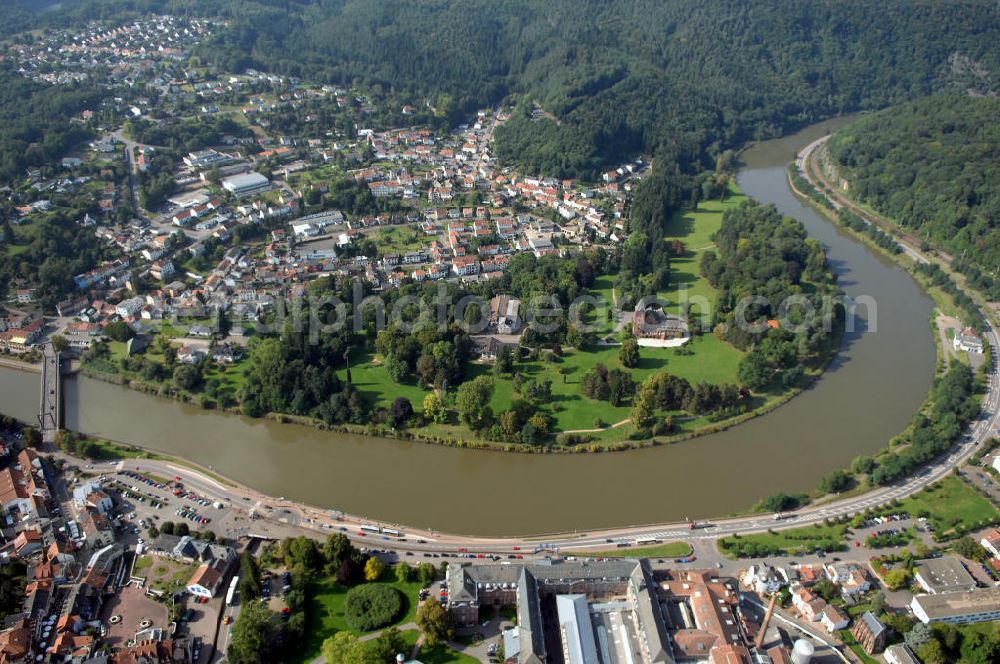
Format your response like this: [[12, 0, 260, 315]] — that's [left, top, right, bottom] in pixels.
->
[[79, 359, 823, 454], [0, 120, 942, 534], [784, 135, 993, 505], [793, 136, 999, 332], [0, 354, 40, 373]]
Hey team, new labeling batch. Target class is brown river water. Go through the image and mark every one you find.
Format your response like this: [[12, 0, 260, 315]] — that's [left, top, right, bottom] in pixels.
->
[[0, 118, 936, 535]]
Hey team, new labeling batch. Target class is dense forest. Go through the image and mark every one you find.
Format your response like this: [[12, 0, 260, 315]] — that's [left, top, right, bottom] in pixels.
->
[[0, 67, 100, 184], [701, 202, 843, 390], [22, 0, 1000, 181], [0, 210, 113, 307], [828, 95, 1000, 300]]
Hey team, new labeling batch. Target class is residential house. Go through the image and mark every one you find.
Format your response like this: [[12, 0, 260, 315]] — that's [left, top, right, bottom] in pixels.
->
[[741, 564, 784, 595], [0, 318, 43, 353], [79, 509, 115, 548], [979, 528, 1000, 558], [824, 562, 872, 597], [488, 295, 521, 335], [791, 587, 826, 622], [820, 605, 850, 633], [13, 528, 44, 558], [953, 327, 984, 354], [187, 563, 224, 598], [0, 619, 33, 663]]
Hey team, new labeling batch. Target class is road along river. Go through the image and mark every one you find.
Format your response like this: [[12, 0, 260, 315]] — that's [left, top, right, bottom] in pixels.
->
[[0, 118, 937, 536]]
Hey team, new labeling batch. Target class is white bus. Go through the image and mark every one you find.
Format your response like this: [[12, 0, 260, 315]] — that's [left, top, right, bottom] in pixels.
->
[[382, 528, 402, 538], [360, 525, 381, 535], [635, 538, 661, 546], [226, 576, 239, 605]]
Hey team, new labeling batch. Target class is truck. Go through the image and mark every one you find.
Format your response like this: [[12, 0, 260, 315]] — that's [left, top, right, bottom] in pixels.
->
[[688, 522, 712, 530]]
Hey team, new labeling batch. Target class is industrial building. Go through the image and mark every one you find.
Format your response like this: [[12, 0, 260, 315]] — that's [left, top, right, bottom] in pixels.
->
[[446, 560, 671, 663], [221, 172, 272, 198], [910, 587, 1000, 625], [913, 557, 978, 595], [445, 561, 791, 664]]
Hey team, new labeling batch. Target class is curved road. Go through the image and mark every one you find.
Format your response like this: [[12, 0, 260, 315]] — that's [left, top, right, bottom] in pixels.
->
[[67, 136, 1000, 555], [116, 329, 999, 555]]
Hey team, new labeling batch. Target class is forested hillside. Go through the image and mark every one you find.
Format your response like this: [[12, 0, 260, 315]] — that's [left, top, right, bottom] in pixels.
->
[[828, 95, 1000, 300], [33, 0, 1000, 179], [0, 67, 100, 183]]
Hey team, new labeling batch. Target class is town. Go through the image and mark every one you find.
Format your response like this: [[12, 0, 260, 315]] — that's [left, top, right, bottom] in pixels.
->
[[2, 4, 1000, 664], [0, 17, 646, 358]]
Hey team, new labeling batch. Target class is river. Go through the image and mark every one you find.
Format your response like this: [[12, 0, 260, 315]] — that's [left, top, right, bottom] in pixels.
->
[[0, 118, 936, 536]]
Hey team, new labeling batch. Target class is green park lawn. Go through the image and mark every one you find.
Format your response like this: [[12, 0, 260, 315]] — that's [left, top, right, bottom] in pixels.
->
[[399, 630, 479, 664], [887, 475, 999, 537], [291, 571, 424, 664], [338, 319, 743, 439], [580, 541, 693, 559], [717, 523, 848, 558], [658, 188, 746, 318], [372, 226, 426, 254], [473, 333, 743, 433], [337, 351, 433, 412]]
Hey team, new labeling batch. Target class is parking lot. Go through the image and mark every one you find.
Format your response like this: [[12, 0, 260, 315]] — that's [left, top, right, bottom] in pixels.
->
[[87, 466, 253, 541]]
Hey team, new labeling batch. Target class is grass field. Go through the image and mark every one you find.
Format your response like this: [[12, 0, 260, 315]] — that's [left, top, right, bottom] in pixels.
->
[[371, 226, 425, 254], [469, 333, 743, 433], [291, 570, 424, 664], [83, 438, 166, 461], [134, 555, 195, 594], [399, 630, 479, 664], [717, 524, 848, 558], [338, 350, 432, 412], [580, 541, 692, 559], [888, 476, 999, 537], [658, 188, 746, 319]]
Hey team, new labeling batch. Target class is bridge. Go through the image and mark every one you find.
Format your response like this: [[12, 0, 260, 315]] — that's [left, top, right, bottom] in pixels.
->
[[38, 345, 61, 443]]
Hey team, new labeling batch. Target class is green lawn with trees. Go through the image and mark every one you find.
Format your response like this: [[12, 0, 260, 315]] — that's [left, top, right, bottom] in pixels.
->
[[884, 476, 1000, 540], [717, 524, 848, 559], [292, 567, 426, 664]]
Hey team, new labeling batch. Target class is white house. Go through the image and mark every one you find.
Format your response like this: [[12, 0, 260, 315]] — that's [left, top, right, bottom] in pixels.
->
[[292, 222, 319, 238], [820, 605, 850, 633], [73, 482, 113, 513], [953, 327, 984, 354], [792, 587, 826, 622], [186, 563, 224, 598], [741, 564, 784, 595], [115, 297, 144, 318], [979, 528, 1000, 558]]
